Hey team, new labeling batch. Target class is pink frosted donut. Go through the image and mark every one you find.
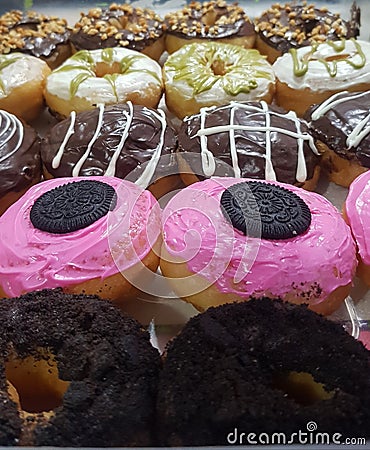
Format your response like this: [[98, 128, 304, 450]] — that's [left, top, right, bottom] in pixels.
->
[[344, 171, 370, 286], [160, 177, 356, 315], [0, 176, 161, 304]]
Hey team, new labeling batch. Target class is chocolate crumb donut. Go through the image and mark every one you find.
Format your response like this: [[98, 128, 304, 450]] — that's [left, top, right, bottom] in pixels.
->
[[0, 288, 160, 447], [177, 101, 321, 190], [41, 103, 179, 198], [157, 298, 370, 446], [71, 3, 165, 61], [0, 109, 41, 215], [164, 0, 255, 54], [0, 10, 72, 69], [255, 1, 360, 63]]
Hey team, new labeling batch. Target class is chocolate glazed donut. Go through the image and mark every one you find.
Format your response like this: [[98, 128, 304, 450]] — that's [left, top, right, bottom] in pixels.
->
[[0, 10, 71, 69], [0, 110, 41, 215], [157, 298, 370, 446], [0, 288, 161, 447], [255, 1, 360, 63], [41, 103, 179, 198], [177, 101, 321, 190]]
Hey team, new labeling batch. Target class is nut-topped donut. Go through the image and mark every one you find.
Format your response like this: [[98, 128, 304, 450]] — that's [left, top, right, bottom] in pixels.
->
[[160, 177, 357, 315], [305, 90, 370, 187], [0, 109, 41, 215], [273, 39, 370, 117], [177, 101, 321, 190], [41, 103, 179, 199], [255, 1, 360, 63], [0, 10, 72, 69], [163, 42, 275, 119], [164, 0, 255, 54], [0, 176, 162, 304], [0, 288, 160, 446], [44, 47, 163, 118], [71, 3, 165, 61]]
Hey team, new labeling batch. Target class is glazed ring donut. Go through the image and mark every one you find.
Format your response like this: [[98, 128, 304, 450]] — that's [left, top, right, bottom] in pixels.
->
[[0, 109, 41, 216], [157, 298, 370, 446], [0, 176, 162, 305], [0, 10, 72, 69], [163, 42, 275, 119], [0, 288, 160, 446], [44, 47, 163, 119], [273, 39, 370, 117], [71, 3, 165, 61], [0, 53, 51, 122], [164, 0, 255, 54], [254, 2, 360, 63]]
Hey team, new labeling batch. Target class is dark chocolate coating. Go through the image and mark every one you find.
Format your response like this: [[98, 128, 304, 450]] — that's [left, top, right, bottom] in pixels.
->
[[178, 102, 319, 186], [157, 298, 370, 446], [41, 104, 178, 184], [165, 0, 255, 40], [71, 5, 164, 52], [306, 91, 370, 168], [0, 288, 161, 447], [255, 2, 360, 53], [0, 10, 71, 59], [0, 110, 41, 196]]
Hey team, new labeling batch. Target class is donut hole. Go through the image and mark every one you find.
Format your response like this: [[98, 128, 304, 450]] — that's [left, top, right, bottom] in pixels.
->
[[211, 58, 229, 76], [94, 61, 122, 77], [5, 352, 70, 413], [202, 10, 218, 27], [324, 53, 350, 62], [273, 371, 334, 406]]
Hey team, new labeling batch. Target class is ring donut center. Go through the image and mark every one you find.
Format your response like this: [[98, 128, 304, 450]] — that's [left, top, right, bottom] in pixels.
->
[[95, 61, 122, 77], [5, 351, 70, 414], [273, 371, 334, 406], [211, 58, 229, 76]]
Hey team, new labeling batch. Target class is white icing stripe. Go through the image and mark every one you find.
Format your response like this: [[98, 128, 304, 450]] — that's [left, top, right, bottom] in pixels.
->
[[347, 112, 370, 148], [310, 91, 368, 120], [104, 102, 134, 177], [194, 102, 319, 183], [0, 110, 24, 163], [229, 105, 241, 178], [135, 108, 167, 189], [52, 111, 76, 169], [72, 104, 105, 177], [200, 107, 216, 177]]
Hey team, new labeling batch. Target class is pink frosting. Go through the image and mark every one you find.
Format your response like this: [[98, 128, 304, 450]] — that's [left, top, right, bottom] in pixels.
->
[[345, 170, 370, 265], [162, 177, 356, 305], [0, 176, 161, 297]]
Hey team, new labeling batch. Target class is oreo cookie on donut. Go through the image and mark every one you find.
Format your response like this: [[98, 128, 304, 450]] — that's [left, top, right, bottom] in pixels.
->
[[160, 177, 356, 315]]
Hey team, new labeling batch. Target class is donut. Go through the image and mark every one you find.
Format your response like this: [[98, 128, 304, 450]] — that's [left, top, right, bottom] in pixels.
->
[[177, 101, 321, 191], [163, 42, 275, 119], [272, 39, 370, 117], [0, 52, 51, 122], [0, 10, 71, 69], [0, 176, 162, 305], [344, 171, 370, 286], [0, 288, 160, 446], [44, 47, 163, 119], [164, 0, 255, 54], [160, 177, 356, 315], [305, 90, 370, 187], [255, 1, 360, 63], [40, 103, 179, 199], [0, 110, 41, 216], [70, 3, 165, 61], [157, 298, 370, 446]]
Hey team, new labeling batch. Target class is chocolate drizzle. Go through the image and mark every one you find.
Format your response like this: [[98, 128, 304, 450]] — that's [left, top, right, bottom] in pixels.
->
[[221, 181, 312, 239], [30, 180, 117, 234]]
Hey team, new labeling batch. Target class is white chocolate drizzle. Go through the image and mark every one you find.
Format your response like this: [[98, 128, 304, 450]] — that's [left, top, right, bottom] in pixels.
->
[[0, 110, 24, 163], [310, 91, 370, 149], [194, 101, 319, 182], [51, 102, 166, 187]]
